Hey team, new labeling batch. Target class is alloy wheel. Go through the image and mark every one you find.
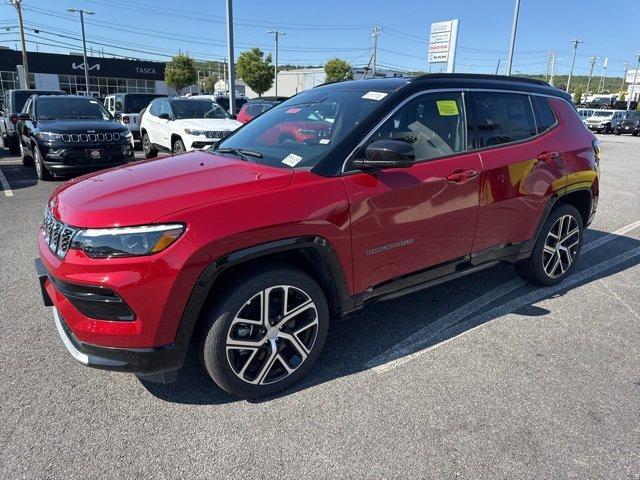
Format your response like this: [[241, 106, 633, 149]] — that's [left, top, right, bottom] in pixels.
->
[[542, 214, 580, 278], [225, 285, 319, 386]]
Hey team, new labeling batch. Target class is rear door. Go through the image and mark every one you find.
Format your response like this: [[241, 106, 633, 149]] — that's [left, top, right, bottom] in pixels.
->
[[343, 90, 483, 293], [468, 91, 565, 254]]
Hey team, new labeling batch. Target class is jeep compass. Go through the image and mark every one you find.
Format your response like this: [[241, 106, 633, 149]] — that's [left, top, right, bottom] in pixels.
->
[[36, 74, 600, 398]]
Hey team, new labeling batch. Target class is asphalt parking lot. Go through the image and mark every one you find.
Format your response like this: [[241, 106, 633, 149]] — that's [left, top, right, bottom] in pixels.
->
[[1, 136, 639, 479]]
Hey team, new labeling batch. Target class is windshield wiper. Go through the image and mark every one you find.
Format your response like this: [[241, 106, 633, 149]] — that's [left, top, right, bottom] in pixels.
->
[[214, 147, 263, 161]]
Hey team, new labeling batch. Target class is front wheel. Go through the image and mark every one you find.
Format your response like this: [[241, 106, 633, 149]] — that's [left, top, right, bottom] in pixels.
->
[[199, 265, 330, 399], [172, 138, 185, 154], [8, 136, 20, 155], [516, 203, 583, 286], [142, 132, 157, 158], [33, 144, 53, 181], [614, 127, 621, 135]]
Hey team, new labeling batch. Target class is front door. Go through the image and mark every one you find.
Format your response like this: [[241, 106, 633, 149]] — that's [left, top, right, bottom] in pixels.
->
[[342, 91, 482, 293]]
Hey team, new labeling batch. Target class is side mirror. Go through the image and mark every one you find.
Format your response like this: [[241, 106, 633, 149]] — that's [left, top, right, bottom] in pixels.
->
[[352, 140, 415, 170], [16, 112, 30, 121], [159, 112, 171, 120]]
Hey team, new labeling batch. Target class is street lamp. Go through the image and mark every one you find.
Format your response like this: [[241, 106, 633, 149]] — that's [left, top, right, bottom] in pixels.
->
[[268, 29, 285, 99], [67, 8, 94, 97]]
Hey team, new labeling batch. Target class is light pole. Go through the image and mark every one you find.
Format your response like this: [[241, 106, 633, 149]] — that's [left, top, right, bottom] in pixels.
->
[[506, 0, 521, 76], [370, 26, 382, 77], [627, 54, 640, 111], [267, 29, 285, 99], [585, 56, 599, 102], [566, 39, 583, 93], [225, 0, 236, 115], [11, 0, 29, 89], [67, 8, 94, 96]]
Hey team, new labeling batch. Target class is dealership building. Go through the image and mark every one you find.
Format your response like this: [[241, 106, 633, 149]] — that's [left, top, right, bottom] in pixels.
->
[[0, 48, 172, 98]]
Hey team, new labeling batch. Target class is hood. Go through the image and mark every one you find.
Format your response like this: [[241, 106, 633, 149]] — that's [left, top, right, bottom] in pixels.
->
[[49, 150, 293, 228], [37, 119, 127, 133], [173, 118, 242, 131]]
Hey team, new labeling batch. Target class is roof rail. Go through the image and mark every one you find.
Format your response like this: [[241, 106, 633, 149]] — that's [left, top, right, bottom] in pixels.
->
[[412, 73, 549, 86]]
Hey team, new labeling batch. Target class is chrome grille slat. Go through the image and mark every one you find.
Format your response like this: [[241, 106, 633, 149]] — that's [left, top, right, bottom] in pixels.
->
[[43, 209, 77, 259], [60, 132, 122, 143]]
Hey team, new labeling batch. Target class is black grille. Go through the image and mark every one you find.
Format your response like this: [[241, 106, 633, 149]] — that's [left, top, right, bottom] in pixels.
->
[[61, 132, 120, 143], [204, 131, 230, 139], [43, 209, 77, 259]]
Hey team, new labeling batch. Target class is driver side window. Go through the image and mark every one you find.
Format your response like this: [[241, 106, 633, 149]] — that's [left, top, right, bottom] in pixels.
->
[[355, 91, 466, 162]]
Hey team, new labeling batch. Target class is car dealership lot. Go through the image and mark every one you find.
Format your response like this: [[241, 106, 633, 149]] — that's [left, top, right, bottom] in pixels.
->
[[1, 137, 639, 478]]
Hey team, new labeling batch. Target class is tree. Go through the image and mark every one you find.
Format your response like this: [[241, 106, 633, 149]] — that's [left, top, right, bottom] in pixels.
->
[[165, 53, 197, 93], [200, 75, 218, 94], [237, 48, 273, 97], [324, 58, 353, 82], [573, 85, 584, 105]]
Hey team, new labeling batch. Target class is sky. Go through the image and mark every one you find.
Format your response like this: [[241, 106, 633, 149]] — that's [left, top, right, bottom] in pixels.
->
[[1, 0, 638, 78]]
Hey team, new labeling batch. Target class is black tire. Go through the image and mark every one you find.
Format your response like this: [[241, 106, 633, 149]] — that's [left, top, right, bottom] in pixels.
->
[[614, 128, 621, 135], [172, 138, 185, 154], [8, 136, 20, 155], [18, 138, 34, 167], [33, 144, 53, 181], [199, 264, 330, 399], [633, 131, 639, 136], [142, 131, 157, 158], [516, 203, 583, 286]]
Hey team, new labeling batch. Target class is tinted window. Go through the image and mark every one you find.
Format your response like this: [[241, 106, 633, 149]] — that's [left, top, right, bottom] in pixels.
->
[[358, 91, 466, 161], [35, 97, 110, 120], [13, 90, 63, 113], [149, 100, 161, 116], [173, 100, 230, 119], [531, 96, 557, 133], [123, 94, 161, 113], [470, 92, 537, 147]]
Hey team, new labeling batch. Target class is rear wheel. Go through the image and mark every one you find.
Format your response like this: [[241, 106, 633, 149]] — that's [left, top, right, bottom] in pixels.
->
[[199, 265, 330, 399], [33, 144, 53, 181], [516, 203, 583, 286], [142, 131, 157, 158]]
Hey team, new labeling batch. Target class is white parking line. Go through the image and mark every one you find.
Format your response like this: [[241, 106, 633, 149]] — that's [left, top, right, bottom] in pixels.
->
[[367, 219, 640, 372], [0, 166, 13, 197], [373, 245, 640, 374]]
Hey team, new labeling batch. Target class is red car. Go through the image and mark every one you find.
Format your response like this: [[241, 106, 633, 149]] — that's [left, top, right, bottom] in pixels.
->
[[236, 100, 279, 124], [36, 75, 599, 398]]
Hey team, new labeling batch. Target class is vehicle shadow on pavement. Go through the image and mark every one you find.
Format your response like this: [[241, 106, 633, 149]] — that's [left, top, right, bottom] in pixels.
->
[[0, 160, 38, 190], [141, 229, 640, 404]]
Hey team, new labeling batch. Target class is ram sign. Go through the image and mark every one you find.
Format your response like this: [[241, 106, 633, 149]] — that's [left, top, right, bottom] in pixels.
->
[[626, 70, 640, 84], [428, 19, 459, 73]]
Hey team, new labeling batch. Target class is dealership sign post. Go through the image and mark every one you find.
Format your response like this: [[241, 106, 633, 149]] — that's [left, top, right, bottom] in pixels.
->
[[428, 19, 459, 73]]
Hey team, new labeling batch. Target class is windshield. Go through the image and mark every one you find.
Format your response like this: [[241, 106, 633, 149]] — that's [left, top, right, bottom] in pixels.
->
[[626, 111, 640, 120], [36, 97, 111, 120], [123, 94, 161, 113], [15, 90, 63, 113], [215, 87, 391, 169], [172, 100, 230, 119], [593, 111, 613, 117]]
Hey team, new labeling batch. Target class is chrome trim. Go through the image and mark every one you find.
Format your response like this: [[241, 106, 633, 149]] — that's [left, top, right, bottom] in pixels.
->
[[43, 208, 78, 259], [52, 308, 126, 367]]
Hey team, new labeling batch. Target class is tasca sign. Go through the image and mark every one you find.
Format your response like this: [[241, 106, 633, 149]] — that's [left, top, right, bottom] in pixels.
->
[[427, 19, 459, 73]]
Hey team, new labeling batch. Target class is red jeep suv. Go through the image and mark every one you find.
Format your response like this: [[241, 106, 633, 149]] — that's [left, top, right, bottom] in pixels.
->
[[36, 75, 599, 398]]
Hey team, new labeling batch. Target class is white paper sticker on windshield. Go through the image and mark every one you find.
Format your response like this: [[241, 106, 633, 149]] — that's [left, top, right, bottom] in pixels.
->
[[89, 100, 98, 104], [282, 153, 303, 167], [362, 91, 388, 101], [319, 139, 330, 144]]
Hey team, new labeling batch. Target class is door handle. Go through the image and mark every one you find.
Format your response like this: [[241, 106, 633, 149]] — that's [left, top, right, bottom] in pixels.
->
[[536, 152, 559, 163], [447, 169, 478, 182]]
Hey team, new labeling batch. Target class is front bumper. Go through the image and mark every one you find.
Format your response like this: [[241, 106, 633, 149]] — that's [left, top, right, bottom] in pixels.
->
[[40, 142, 134, 174]]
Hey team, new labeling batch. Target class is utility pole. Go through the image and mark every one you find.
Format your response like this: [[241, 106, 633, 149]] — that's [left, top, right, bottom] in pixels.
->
[[620, 62, 628, 95], [545, 51, 553, 81], [495, 59, 501, 75], [68, 8, 95, 96], [549, 52, 557, 86], [12, 0, 29, 89], [267, 29, 285, 99], [585, 56, 598, 102], [225, 0, 236, 115], [505, 0, 521, 76], [627, 54, 640, 111], [597, 57, 608, 93], [566, 39, 583, 93], [370, 26, 382, 78]]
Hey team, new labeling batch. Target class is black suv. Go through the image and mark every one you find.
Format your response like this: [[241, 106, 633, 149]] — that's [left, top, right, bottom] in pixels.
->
[[16, 95, 134, 180], [1, 89, 65, 154], [614, 110, 640, 136]]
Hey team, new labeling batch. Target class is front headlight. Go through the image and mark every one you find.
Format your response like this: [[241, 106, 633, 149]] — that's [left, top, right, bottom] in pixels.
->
[[184, 129, 206, 136], [71, 224, 184, 258], [37, 132, 62, 142]]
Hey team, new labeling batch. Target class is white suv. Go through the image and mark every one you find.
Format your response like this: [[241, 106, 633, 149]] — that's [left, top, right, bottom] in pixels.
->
[[140, 97, 241, 157]]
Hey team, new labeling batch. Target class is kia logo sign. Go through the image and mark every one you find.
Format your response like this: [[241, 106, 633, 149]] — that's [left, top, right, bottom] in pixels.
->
[[72, 62, 100, 72]]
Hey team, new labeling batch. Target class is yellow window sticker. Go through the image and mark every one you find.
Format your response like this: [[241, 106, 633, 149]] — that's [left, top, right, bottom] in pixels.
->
[[436, 100, 459, 116]]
